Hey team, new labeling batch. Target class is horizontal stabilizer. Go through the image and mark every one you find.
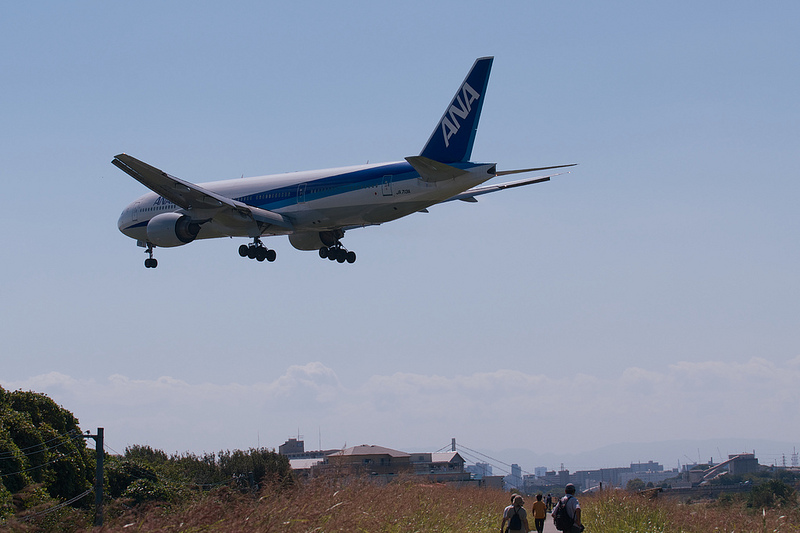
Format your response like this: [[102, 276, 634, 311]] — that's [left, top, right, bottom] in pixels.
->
[[443, 172, 570, 203], [405, 155, 468, 182], [495, 163, 577, 176]]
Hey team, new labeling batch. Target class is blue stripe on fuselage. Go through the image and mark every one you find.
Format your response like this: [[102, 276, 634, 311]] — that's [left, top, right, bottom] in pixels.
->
[[235, 161, 416, 210]]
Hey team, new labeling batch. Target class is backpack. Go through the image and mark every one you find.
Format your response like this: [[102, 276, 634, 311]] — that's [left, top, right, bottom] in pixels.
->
[[552, 495, 574, 531], [508, 507, 522, 530]]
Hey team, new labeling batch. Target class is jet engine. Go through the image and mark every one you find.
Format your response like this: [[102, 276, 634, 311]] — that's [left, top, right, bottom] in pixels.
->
[[146, 213, 201, 247], [288, 230, 343, 251]]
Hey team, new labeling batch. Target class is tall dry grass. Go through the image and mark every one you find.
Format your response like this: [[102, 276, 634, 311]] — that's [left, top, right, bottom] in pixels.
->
[[99, 476, 506, 532], [581, 489, 800, 533], [18, 478, 797, 532]]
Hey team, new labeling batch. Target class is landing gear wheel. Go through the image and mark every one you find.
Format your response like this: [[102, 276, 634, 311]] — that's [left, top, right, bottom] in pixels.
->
[[319, 243, 356, 264], [143, 243, 158, 268], [239, 238, 275, 264]]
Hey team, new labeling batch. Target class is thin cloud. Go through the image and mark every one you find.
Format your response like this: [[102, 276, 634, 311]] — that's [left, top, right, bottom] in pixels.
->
[[3, 357, 798, 456]]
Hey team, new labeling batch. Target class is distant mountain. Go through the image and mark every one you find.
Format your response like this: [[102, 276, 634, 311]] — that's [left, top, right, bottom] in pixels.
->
[[477, 438, 798, 474]]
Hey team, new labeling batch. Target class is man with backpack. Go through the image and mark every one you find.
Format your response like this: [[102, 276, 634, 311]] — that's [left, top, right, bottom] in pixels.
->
[[501, 494, 530, 533], [552, 483, 584, 532]]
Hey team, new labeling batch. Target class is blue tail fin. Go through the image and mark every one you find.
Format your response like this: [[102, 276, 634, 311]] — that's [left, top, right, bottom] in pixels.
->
[[419, 56, 493, 164]]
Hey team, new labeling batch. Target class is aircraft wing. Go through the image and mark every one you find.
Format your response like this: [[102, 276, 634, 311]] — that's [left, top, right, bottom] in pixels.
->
[[112, 154, 292, 231], [443, 172, 569, 203]]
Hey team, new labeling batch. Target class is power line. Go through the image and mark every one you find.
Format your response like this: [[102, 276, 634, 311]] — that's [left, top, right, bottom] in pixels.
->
[[20, 488, 93, 522], [448, 441, 537, 478], [0, 446, 85, 478], [103, 442, 124, 456], [0, 431, 83, 459], [458, 448, 512, 477]]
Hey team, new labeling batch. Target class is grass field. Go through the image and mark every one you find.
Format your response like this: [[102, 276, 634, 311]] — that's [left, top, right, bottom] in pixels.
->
[[8, 477, 800, 531], [97, 478, 799, 532]]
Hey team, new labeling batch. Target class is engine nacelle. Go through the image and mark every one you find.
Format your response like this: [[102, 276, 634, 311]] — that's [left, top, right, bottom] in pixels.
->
[[288, 230, 343, 251], [146, 213, 201, 248]]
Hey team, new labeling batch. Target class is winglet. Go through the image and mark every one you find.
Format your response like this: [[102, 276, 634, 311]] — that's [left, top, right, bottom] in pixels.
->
[[419, 56, 494, 164]]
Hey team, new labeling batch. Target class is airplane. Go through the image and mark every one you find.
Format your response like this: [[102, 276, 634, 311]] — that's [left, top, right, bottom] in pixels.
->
[[115, 56, 575, 268]]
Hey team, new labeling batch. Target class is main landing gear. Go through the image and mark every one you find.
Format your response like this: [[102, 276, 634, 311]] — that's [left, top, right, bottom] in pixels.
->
[[144, 243, 158, 268], [318, 244, 356, 264], [238, 238, 276, 263]]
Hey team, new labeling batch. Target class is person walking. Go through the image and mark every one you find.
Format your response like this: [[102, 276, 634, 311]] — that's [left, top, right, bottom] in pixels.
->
[[531, 493, 547, 533], [552, 483, 583, 532], [501, 494, 530, 533]]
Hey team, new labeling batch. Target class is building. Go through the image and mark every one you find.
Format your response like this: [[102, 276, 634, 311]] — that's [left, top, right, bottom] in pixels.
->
[[409, 452, 466, 474], [278, 438, 304, 456], [631, 461, 663, 473], [504, 463, 523, 490], [688, 453, 761, 485], [466, 462, 493, 478], [324, 444, 412, 477], [278, 438, 340, 460], [280, 438, 500, 487]]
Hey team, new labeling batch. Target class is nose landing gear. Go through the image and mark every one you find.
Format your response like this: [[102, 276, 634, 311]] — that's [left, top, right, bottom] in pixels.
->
[[144, 243, 158, 268], [238, 238, 276, 263]]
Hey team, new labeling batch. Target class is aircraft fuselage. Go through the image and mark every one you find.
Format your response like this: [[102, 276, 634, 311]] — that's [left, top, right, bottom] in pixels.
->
[[118, 160, 495, 244]]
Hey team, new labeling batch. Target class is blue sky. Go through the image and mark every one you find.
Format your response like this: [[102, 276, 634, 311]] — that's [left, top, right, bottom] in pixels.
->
[[2, 1, 799, 471]]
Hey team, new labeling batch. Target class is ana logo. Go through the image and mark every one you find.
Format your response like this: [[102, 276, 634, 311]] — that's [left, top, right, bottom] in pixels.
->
[[440, 82, 480, 147]]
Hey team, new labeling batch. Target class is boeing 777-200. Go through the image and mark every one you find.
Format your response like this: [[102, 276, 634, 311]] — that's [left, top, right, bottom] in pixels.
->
[[116, 57, 574, 268]]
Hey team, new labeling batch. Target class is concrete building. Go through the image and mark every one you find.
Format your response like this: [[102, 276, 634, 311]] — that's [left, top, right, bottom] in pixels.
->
[[688, 453, 761, 485], [466, 462, 493, 478], [409, 452, 466, 474], [631, 461, 663, 473], [325, 444, 412, 476], [278, 437, 340, 460], [504, 463, 523, 490]]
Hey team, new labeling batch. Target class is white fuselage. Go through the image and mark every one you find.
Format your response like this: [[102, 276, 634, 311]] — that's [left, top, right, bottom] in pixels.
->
[[118, 160, 495, 243]]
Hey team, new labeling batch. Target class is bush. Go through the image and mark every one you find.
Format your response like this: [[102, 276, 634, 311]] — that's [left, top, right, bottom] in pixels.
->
[[0, 387, 92, 503], [106, 457, 159, 498], [0, 481, 13, 519], [625, 478, 645, 491], [747, 479, 796, 509], [123, 478, 175, 504]]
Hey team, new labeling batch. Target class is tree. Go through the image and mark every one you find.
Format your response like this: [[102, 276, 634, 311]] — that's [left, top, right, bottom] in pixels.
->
[[626, 478, 646, 491], [747, 479, 796, 509], [0, 386, 93, 503]]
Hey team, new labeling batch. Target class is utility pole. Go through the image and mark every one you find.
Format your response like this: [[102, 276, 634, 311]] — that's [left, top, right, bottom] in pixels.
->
[[82, 428, 104, 527]]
